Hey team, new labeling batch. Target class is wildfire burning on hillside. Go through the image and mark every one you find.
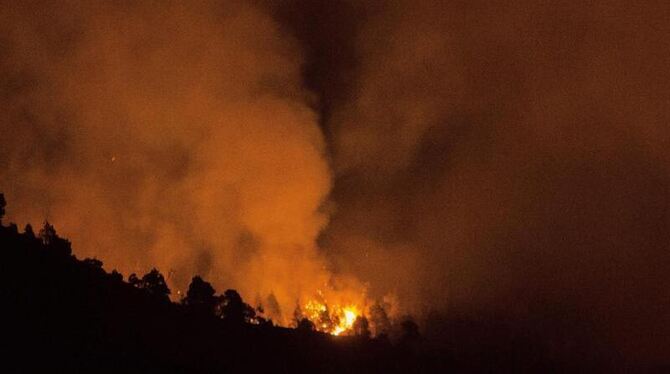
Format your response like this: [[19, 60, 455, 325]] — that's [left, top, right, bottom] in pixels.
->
[[292, 284, 396, 337], [302, 298, 362, 336], [5, 0, 670, 365], [0, 1, 376, 329]]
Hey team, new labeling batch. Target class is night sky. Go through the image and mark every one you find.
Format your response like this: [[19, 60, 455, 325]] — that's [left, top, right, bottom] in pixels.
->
[[1, 0, 669, 364]]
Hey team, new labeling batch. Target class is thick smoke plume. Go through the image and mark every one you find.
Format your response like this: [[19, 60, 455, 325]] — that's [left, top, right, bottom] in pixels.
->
[[3, 0, 670, 365], [0, 0, 367, 324], [301, 0, 670, 364]]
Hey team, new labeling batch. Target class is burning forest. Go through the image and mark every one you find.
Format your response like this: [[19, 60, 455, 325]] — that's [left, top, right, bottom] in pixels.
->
[[0, 193, 422, 372], [2, 0, 670, 372]]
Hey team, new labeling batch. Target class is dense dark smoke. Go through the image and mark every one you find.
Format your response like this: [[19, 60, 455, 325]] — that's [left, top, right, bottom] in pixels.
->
[[276, 0, 670, 364], [2, 0, 670, 365]]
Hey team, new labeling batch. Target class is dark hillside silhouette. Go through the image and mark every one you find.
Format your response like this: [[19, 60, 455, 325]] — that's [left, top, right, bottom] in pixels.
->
[[0, 193, 629, 372], [0, 193, 415, 373]]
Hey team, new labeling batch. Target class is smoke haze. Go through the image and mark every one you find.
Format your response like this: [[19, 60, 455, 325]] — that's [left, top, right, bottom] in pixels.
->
[[278, 0, 670, 364], [2, 0, 670, 365]]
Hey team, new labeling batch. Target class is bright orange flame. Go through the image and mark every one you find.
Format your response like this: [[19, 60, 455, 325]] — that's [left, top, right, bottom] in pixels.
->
[[302, 299, 362, 336]]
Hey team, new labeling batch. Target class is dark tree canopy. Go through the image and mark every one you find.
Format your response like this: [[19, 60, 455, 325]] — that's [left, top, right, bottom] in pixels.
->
[[400, 319, 420, 344], [127, 269, 171, 301], [221, 289, 255, 324], [353, 316, 371, 338], [370, 302, 391, 336], [297, 317, 315, 332], [140, 268, 171, 301], [128, 273, 141, 288], [39, 221, 57, 246], [24, 224, 35, 240], [185, 276, 216, 304], [38, 221, 72, 256], [183, 276, 218, 315]]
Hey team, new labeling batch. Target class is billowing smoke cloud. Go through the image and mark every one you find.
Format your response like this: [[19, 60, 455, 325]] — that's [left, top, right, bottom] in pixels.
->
[[0, 0, 369, 324], [278, 0, 670, 364], [4, 0, 670, 365]]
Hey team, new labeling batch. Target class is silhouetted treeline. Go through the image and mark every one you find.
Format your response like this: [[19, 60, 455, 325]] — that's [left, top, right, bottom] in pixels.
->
[[0, 194, 421, 373], [0, 194, 643, 372]]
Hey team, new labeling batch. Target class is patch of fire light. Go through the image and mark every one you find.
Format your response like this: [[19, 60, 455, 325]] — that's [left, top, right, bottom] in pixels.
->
[[303, 299, 361, 336]]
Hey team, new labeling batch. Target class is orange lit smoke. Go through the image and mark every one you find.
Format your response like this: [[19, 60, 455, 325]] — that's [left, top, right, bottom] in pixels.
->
[[0, 1, 379, 328]]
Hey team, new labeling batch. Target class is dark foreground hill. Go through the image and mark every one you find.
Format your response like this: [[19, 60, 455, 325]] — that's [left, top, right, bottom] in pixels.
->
[[0, 194, 650, 372], [0, 221, 425, 373]]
